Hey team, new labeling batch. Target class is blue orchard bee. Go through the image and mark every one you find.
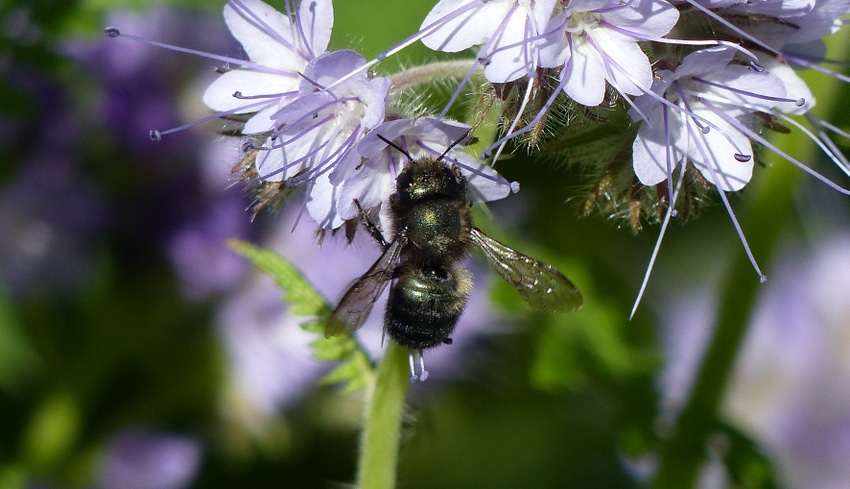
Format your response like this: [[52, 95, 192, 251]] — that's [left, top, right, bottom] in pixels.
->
[[326, 135, 582, 381]]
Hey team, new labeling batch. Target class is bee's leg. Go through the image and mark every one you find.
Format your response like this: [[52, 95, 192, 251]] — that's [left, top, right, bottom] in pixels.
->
[[353, 198, 389, 250], [408, 349, 429, 382]]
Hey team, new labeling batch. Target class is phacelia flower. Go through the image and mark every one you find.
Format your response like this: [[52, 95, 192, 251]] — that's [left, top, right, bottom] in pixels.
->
[[540, 0, 680, 107], [420, 0, 559, 83], [255, 49, 390, 229], [630, 47, 805, 192], [202, 0, 332, 136], [96, 429, 202, 489]]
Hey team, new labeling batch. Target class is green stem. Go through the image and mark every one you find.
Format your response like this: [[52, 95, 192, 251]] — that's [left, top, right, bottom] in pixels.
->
[[355, 343, 410, 489], [389, 59, 481, 92]]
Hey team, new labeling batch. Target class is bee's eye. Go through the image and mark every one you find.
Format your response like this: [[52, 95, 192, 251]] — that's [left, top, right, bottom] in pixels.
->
[[397, 171, 413, 190]]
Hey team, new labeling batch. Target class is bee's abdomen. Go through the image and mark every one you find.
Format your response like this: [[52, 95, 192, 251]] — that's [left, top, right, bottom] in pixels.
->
[[385, 265, 472, 349]]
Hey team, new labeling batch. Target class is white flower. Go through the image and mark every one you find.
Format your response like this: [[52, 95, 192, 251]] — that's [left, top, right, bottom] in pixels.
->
[[419, 0, 558, 83], [253, 50, 390, 229], [630, 47, 800, 191], [202, 0, 333, 135], [539, 0, 679, 106]]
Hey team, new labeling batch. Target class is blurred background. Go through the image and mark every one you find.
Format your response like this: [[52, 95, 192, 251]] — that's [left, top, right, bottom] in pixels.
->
[[1, 0, 849, 488]]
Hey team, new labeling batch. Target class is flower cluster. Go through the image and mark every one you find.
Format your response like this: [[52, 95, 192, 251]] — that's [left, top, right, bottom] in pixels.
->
[[108, 0, 850, 297]]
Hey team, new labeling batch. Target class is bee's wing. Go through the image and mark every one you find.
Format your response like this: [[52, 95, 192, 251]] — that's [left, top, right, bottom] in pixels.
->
[[324, 235, 406, 338], [470, 227, 583, 312]]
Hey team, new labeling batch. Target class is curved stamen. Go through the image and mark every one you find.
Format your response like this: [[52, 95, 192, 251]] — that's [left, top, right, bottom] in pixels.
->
[[673, 82, 709, 135], [440, 3, 520, 117], [229, 0, 309, 62], [234, 90, 297, 100], [150, 99, 271, 140], [630, 160, 687, 319], [779, 113, 850, 178], [324, 0, 488, 93], [701, 98, 850, 196], [599, 22, 762, 67], [691, 76, 805, 107], [680, 0, 782, 59], [688, 117, 767, 281], [781, 52, 850, 84], [104, 27, 297, 77], [490, 78, 537, 165], [671, 82, 752, 160]]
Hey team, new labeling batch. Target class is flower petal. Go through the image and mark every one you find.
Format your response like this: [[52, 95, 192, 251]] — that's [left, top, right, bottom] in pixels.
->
[[224, 0, 309, 72], [686, 110, 754, 192], [632, 106, 685, 186], [420, 0, 514, 52], [202, 70, 297, 112], [562, 37, 607, 106]]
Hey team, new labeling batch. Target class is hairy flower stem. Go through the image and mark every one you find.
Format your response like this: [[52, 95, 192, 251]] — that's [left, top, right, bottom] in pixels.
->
[[389, 59, 481, 91], [651, 30, 850, 488], [355, 343, 410, 489]]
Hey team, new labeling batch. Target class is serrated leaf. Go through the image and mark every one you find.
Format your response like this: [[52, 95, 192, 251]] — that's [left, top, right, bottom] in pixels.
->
[[228, 240, 374, 391]]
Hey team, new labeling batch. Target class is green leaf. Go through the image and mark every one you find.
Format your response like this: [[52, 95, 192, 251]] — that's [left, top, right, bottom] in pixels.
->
[[228, 240, 374, 391]]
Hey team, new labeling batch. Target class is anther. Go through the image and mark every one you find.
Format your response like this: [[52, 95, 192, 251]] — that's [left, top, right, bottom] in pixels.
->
[[149, 129, 162, 142], [510, 181, 520, 193], [734, 153, 752, 162], [795, 98, 806, 107], [104, 27, 121, 38]]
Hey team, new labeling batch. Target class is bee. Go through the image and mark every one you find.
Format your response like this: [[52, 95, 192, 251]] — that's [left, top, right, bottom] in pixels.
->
[[326, 141, 583, 381]]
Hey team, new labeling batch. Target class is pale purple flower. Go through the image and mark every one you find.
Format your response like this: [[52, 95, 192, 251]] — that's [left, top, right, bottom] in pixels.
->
[[96, 429, 202, 489], [202, 0, 332, 135], [723, 234, 850, 488], [334, 117, 514, 223], [725, 0, 850, 49], [216, 272, 327, 417], [419, 0, 558, 83], [630, 47, 802, 192], [539, 0, 680, 106], [253, 49, 391, 229]]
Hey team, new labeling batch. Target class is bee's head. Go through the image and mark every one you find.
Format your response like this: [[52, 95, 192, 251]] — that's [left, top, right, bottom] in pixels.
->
[[395, 159, 466, 204]]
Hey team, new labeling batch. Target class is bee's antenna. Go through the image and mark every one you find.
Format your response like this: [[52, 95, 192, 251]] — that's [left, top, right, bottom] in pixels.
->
[[377, 134, 416, 163], [409, 349, 429, 382], [437, 130, 472, 162]]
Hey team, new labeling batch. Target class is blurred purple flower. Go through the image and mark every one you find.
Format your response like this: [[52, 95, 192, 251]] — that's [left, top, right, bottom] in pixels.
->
[[167, 198, 251, 300], [96, 428, 202, 489], [725, 234, 850, 488], [69, 8, 236, 156], [0, 157, 107, 296], [166, 140, 253, 300], [655, 233, 850, 487]]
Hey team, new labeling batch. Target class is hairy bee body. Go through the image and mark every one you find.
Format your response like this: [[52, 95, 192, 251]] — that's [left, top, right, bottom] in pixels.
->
[[326, 155, 583, 368]]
